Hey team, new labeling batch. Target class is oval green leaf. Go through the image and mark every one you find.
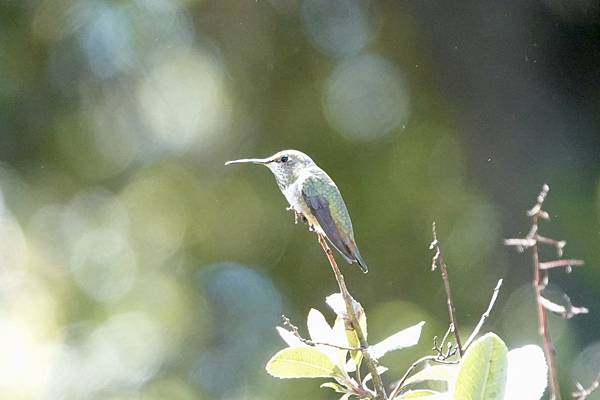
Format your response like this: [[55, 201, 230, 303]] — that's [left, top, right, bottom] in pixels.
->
[[453, 333, 508, 400], [266, 346, 345, 379], [404, 364, 458, 386]]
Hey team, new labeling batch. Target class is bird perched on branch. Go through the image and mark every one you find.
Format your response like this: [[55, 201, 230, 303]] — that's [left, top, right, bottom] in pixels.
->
[[226, 149, 368, 273]]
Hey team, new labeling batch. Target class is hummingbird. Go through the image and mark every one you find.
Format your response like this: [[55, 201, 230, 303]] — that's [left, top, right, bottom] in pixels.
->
[[225, 150, 368, 273]]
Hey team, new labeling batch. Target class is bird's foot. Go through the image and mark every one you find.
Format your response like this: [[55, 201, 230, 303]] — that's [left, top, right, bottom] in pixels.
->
[[287, 206, 301, 225]]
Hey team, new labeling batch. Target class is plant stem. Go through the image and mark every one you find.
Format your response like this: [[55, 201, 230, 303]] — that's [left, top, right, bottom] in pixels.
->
[[317, 234, 387, 400], [533, 238, 561, 400], [463, 279, 503, 350], [431, 223, 464, 357]]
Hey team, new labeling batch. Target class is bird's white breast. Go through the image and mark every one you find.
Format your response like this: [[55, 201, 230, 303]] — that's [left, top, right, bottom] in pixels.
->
[[283, 173, 324, 234]]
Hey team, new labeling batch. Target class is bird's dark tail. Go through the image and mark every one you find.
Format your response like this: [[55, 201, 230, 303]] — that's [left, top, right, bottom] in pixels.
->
[[354, 250, 368, 274]]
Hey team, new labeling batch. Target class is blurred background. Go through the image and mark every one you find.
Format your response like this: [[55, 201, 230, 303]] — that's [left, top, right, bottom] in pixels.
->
[[0, 0, 599, 399]]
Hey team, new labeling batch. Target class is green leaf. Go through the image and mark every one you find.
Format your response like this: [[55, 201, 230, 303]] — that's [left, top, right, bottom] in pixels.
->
[[453, 333, 508, 400], [369, 321, 425, 359], [266, 347, 345, 379], [403, 364, 458, 386], [320, 382, 347, 393], [398, 390, 445, 398]]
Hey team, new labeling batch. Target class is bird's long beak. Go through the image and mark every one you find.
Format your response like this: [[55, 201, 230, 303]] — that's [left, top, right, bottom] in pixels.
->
[[225, 157, 271, 166]]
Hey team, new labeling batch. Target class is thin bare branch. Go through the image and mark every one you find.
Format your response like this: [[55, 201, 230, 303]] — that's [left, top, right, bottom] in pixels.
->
[[504, 237, 537, 250], [540, 295, 589, 319], [464, 279, 503, 350], [388, 355, 458, 399], [539, 259, 584, 271], [430, 222, 464, 357], [506, 184, 561, 399], [433, 325, 456, 360], [573, 372, 600, 400], [317, 234, 387, 400], [433, 339, 457, 360], [536, 235, 567, 256]]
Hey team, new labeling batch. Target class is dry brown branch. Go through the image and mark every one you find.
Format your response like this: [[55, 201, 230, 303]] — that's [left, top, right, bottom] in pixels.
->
[[430, 222, 464, 357], [539, 259, 584, 271], [317, 234, 387, 400], [573, 372, 600, 400], [505, 184, 563, 399]]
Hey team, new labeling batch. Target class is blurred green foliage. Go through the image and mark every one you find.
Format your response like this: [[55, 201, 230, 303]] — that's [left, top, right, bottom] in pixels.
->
[[0, 0, 599, 399]]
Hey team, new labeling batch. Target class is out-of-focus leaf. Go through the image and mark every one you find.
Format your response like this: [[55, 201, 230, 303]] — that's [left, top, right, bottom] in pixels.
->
[[362, 366, 389, 386], [503, 345, 547, 400], [369, 321, 425, 359], [266, 347, 345, 379], [453, 333, 508, 400], [403, 364, 458, 386], [276, 326, 306, 347], [321, 382, 347, 393]]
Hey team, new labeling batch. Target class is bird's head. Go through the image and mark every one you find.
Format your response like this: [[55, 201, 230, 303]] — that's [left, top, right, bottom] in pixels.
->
[[225, 149, 316, 189]]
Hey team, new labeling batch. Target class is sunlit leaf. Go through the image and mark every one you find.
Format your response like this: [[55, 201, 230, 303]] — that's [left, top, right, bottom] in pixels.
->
[[307, 308, 333, 343], [276, 326, 306, 347], [331, 315, 350, 367], [307, 308, 348, 368], [504, 345, 547, 400], [453, 333, 508, 400], [403, 364, 458, 386], [326, 293, 366, 337], [369, 321, 425, 359], [266, 347, 345, 379], [345, 324, 362, 373], [321, 382, 347, 393]]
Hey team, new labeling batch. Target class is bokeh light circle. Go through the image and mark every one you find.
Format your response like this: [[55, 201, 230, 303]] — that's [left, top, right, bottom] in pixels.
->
[[302, 0, 373, 57], [324, 54, 410, 141]]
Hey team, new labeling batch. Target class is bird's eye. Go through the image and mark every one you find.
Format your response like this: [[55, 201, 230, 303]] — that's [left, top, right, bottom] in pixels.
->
[[280, 156, 289, 163]]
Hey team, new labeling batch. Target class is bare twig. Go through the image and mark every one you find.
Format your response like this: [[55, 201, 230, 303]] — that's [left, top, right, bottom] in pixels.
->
[[531, 187, 561, 400], [388, 355, 458, 399], [317, 234, 387, 400], [433, 325, 457, 360], [540, 295, 589, 319], [506, 184, 562, 400], [430, 222, 464, 357], [539, 259, 584, 271], [464, 279, 503, 350], [573, 372, 600, 400]]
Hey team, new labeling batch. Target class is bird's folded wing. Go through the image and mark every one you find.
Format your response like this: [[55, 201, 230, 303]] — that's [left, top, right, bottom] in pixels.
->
[[301, 176, 354, 262]]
